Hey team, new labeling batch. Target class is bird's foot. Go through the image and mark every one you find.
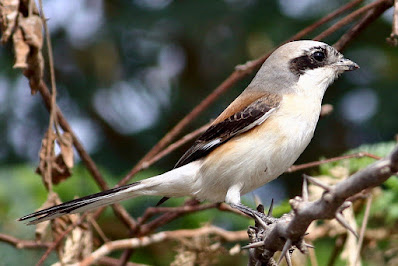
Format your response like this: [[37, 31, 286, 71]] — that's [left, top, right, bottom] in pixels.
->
[[230, 201, 277, 225]]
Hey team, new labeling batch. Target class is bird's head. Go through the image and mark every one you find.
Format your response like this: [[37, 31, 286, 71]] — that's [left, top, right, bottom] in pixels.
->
[[250, 40, 359, 98]]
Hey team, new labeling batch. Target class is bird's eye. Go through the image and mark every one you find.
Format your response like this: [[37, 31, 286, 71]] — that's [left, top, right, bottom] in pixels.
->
[[313, 51, 325, 61]]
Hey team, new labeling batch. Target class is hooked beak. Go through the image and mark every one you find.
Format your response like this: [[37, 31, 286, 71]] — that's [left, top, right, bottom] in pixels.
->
[[334, 58, 360, 72]]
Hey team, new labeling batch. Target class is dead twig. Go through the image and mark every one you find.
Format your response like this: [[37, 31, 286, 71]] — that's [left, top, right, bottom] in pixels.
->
[[0, 233, 51, 249], [287, 152, 381, 173], [314, 0, 392, 41], [355, 194, 373, 266], [386, 0, 398, 45], [334, 0, 395, 51], [79, 225, 247, 266]]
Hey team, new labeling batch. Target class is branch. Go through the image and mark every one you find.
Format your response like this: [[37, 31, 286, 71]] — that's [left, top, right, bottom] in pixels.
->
[[0, 233, 51, 249], [386, 0, 398, 45], [246, 145, 398, 264], [314, 0, 392, 41], [79, 225, 247, 266], [334, 0, 394, 51], [287, 152, 381, 173]]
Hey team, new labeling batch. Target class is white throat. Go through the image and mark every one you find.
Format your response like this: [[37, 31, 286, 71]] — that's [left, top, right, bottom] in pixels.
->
[[295, 67, 337, 100]]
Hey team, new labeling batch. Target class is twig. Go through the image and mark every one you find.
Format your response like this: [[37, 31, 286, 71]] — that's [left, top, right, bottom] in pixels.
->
[[334, 0, 395, 51], [98, 256, 145, 266], [79, 225, 247, 266], [140, 122, 211, 170], [314, 0, 391, 41], [88, 216, 109, 243], [355, 194, 373, 266], [387, 0, 398, 45], [0, 233, 51, 249], [137, 202, 219, 225], [288, 0, 364, 41], [36, 213, 88, 266], [287, 152, 381, 173], [37, 0, 62, 140]]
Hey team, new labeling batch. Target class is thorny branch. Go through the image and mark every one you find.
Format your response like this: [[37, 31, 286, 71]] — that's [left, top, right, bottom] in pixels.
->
[[245, 145, 398, 265], [0, 0, 396, 265]]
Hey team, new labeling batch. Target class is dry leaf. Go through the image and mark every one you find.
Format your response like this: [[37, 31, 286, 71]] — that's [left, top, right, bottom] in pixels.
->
[[36, 131, 74, 185], [0, 0, 19, 43], [51, 153, 72, 185], [18, 14, 43, 91], [36, 130, 56, 189], [59, 132, 74, 169], [12, 27, 29, 68], [18, 14, 42, 49]]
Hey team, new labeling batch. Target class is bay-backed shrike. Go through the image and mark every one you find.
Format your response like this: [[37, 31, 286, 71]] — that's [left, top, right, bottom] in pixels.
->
[[20, 40, 359, 225]]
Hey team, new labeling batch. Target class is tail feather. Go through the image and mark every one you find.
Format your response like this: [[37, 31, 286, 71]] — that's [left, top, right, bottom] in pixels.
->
[[19, 161, 201, 225], [19, 181, 141, 225]]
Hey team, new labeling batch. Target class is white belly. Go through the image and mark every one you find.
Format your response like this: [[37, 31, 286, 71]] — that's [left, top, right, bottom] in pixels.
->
[[193, 95, 322, 203]]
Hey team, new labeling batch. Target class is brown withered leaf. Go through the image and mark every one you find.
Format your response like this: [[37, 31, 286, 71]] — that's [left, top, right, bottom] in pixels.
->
[[12, 27, 29, 68], [51, 153, 72, 185], [18, 14, 43, 92], [59, 132, 74, 169], [0, 0, 19, 43], [18, 14, 42, 49], [36, 131, 74, 185], [36, 130, 56, 189]]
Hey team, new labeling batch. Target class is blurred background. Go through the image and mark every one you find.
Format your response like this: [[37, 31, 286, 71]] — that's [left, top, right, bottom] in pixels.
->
[[0, 0, 397, 265]]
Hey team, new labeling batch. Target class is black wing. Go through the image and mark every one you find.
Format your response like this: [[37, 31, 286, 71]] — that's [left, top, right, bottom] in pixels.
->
[[174, 98, 277, 168]]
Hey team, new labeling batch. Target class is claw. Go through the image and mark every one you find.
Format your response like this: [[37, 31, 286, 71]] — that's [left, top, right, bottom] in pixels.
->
[[242, 241, 264, 249]]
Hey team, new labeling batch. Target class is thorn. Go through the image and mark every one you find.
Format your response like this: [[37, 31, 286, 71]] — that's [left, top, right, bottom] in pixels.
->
[[338, 201, 352, 212], [278, 239, 292, 265], [303, 174, 331, 191], [335, 212, 358, 238], [242, 241, 264, 249], [267, 198, 274, 217], [285, 251, 293, 266], [302, 176, 309, 202], [253, 213, 268, 229]]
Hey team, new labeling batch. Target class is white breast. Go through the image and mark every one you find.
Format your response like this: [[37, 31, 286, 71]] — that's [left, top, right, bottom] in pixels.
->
[[193, 94, 322, 204]]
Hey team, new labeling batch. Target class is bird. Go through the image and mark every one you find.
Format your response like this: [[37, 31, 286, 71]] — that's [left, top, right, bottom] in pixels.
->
[[19, 40, 359, 225]]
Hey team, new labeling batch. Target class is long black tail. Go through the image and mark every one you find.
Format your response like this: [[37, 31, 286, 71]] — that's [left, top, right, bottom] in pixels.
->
[[19, 181, 141, 225]]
